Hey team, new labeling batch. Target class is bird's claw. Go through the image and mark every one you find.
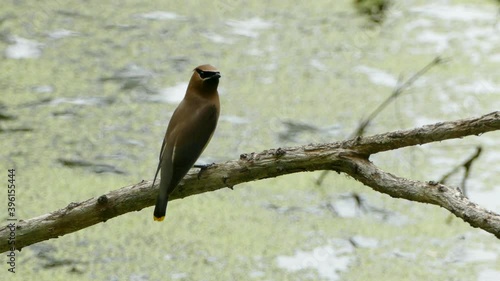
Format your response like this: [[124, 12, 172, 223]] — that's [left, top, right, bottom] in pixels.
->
[[194, 163, 215, 179]]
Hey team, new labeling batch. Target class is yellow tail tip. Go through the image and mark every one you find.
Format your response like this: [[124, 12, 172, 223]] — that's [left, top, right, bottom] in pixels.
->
[[154, 216, 165, 222]]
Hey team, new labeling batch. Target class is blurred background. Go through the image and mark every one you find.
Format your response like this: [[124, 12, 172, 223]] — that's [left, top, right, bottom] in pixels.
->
[[1, 0, 499, 280]]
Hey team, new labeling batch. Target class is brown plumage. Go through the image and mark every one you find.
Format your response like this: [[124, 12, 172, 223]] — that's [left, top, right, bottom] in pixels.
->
[[152, 64, 221, 221]]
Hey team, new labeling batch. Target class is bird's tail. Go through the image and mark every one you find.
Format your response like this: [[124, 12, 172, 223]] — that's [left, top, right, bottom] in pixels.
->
[[153, 194, 169, 221]]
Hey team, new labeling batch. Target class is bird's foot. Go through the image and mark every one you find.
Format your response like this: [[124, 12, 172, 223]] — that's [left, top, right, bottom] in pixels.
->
[[194, 163, 216, 179]]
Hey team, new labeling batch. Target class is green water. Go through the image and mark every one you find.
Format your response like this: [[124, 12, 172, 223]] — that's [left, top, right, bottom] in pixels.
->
[[1, 0, 499, 280]]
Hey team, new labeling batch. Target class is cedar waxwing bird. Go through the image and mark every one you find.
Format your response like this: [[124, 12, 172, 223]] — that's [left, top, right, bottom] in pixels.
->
[[152, 64, 221, 221]]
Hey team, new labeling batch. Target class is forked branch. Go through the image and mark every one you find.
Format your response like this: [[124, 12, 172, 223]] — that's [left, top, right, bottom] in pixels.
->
[[0, 111, 499, 252]]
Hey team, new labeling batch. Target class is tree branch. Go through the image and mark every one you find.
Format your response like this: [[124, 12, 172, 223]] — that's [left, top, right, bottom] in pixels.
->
[[1, 111, 499, 252], [339, 157, 500, 237], [344, 111, 500, 155]]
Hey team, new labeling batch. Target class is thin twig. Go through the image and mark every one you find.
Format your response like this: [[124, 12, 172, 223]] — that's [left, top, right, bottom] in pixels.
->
[[317, 56, 447, 185], [351, 56, 447, 138], [439, 146, 482, 197]]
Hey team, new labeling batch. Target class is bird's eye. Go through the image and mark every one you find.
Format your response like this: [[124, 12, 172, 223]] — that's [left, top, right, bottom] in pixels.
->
[[197, 69, 217, 79]]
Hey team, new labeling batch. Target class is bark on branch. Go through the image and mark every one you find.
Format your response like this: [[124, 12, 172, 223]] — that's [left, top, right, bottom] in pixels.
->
[[1, 111, 499, 253]]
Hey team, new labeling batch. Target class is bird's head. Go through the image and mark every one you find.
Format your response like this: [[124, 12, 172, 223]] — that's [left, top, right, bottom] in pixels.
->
[[188, 64, 221, 94]]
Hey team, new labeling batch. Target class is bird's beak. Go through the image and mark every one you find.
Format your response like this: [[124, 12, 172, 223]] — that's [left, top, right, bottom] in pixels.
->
[[211, 72, 221, 80]]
